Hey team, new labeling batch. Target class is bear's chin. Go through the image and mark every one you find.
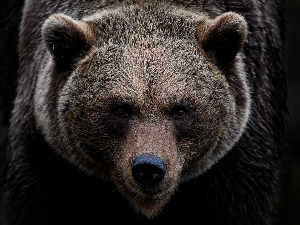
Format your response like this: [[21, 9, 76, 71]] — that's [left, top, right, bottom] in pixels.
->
[[118, 183, 175, 219], [112, 174, 177, 218]]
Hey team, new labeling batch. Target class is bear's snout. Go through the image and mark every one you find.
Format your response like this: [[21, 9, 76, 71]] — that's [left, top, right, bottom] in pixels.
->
[[131, 155, 167, 194]]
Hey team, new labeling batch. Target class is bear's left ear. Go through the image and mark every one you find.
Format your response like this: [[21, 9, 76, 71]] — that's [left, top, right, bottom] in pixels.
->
[[42, 14, 96, 70], [196, 12, 247, 67]]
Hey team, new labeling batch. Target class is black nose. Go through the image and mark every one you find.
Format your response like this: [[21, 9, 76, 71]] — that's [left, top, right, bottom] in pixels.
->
[[132, 155, 167, 186]]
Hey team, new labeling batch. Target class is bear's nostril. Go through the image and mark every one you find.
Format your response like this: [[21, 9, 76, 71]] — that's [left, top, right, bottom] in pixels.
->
[[132, 155, 167, 186], [132, 164, 164, 184]]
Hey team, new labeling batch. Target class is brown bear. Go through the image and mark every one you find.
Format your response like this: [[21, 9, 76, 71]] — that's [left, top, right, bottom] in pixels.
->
[[0, 0, 286, 225]]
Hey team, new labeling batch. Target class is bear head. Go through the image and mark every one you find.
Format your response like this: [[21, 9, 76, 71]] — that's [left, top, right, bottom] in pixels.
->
[[35, 2, 250, 218]]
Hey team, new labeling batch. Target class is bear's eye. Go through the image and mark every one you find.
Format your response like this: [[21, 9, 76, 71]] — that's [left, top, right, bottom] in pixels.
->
[[176, 110, 185, 117], [172, 107, 187, 119], [116, 108, 126, 116], [113, 105, 131, 119]]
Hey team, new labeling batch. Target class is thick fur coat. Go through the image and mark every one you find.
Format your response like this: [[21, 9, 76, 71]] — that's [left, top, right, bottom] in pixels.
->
[[0, 0, 286, 224]]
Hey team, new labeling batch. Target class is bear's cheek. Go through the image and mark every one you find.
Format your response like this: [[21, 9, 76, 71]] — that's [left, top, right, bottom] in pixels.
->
[[68, 104, 128, 163], [175, 101, 225, 179], [58, 84, 126, 172]]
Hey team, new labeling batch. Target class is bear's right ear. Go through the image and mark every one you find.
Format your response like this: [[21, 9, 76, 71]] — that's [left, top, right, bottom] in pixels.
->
[[196, 12, 247, 67], [42, 14, 96, 70]]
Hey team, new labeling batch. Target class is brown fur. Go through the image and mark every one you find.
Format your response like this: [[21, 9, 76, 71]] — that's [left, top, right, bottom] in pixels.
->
[[33, 2, 250, 217], [0, 0, 285, 224]]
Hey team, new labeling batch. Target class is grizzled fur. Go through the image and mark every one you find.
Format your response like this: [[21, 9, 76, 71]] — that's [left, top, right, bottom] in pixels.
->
[[0, 0, 286, 225]]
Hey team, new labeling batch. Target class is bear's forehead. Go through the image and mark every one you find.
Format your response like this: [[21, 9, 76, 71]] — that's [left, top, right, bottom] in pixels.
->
[[69, 2, 223, 108], [81, 43, 214, 83], [70, 43, 225, 112], [83, 2, 205, 43]]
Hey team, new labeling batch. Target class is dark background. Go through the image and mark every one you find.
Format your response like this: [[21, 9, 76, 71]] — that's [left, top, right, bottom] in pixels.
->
[[273, 0, 300, 224], [0, 0, 299, 224]]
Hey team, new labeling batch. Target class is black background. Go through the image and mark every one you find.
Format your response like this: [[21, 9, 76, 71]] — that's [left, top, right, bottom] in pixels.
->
[[273, 0, 300, 224]]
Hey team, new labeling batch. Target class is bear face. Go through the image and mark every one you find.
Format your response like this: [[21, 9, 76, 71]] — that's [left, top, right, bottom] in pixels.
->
[[34, 2, 250, 218]]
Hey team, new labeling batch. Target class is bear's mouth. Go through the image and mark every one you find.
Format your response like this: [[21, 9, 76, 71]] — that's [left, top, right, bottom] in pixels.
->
[[117, 178, 176, 218], [113, 157, 177, 218], [125, 175, 174, 197], [135, 183, 164, 195]]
